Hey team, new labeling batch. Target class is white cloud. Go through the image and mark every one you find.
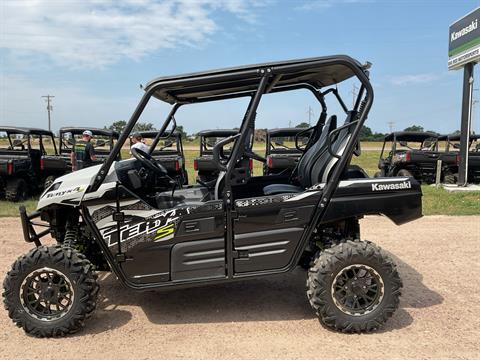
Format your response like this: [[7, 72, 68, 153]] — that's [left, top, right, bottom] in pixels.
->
[[0, 0, 266, 69], [389, 73, 439, 86], [297, 0, 372, 11]]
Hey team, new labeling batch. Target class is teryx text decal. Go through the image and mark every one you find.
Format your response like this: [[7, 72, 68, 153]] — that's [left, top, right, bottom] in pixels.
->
[[99, 207, 192, 248]]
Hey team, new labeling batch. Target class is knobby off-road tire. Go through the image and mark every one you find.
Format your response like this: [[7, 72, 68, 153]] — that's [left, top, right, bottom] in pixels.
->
[[3, 245, 99, 337], [44, 176, 56, 190], [443, 172, 458, 184], [5, 178, 28, 202], [396, 169, 412, 177], [306, 240, 402, 333]]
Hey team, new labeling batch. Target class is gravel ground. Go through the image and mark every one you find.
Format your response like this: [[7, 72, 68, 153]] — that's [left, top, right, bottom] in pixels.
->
[[0, 215, 478, 359]]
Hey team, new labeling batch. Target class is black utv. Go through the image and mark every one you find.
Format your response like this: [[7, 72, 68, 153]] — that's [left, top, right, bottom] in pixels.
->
[[438, 134, 480, 184], [264, 127, 310, 175], [129, 130, 188, 186], [375, 131, 440, 183], [59, 127, 120, 169], [4, 56, 422, 338], [194, 129, 242, 184], [0, 127, 67, 201]]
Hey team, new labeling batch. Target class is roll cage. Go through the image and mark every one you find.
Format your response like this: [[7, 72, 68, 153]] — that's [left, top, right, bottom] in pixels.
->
[[0, 127, 58, 155], [90, 56, 373, 237], [131, 130, 184, 155], [58, 127, 119, 155], [379, 131, 439, 159]]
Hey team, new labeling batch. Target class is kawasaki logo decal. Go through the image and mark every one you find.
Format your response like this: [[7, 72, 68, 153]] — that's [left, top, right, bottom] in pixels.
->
[[371, 181, 411, 191]]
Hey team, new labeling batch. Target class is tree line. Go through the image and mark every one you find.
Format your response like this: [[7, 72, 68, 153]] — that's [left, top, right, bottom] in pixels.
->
[[104, 120, 463, 142]]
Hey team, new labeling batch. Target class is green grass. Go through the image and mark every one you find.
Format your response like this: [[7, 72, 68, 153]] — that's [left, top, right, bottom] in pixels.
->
[[1, 148, 478, 217], [0, 199, 37, 217], [421, 186, 480, 215]]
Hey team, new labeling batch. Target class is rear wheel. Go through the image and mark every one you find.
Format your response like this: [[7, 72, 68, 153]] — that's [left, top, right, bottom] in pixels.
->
[[5, 178, 28, 202], [396, 169, 412, 177], [2, 245, 99, 337], [306, 240, 402, 333], [443, 172, 457, 184], [44, 176, 56, 190]]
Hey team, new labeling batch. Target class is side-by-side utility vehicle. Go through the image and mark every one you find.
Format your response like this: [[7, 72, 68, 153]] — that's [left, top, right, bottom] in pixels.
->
[[0, 127, 67, 201], [129, 130, 188, 186], [3, 56, 422, 337], [59, 127, 120, 170], [194, 129, 242, 184], [263, 127, 310, 175], [375, 131, 440, 183], [438, 134, 480, 184]]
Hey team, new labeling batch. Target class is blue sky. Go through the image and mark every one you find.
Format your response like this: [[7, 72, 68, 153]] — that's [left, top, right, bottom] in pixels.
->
[[1, 0, 479, 135]]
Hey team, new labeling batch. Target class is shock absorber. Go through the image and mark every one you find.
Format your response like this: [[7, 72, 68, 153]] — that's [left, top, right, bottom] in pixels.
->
[[63, 211, 79, 248]]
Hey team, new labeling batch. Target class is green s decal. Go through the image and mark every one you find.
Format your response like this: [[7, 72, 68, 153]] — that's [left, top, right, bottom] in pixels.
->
[[155, 223, 175, 240]]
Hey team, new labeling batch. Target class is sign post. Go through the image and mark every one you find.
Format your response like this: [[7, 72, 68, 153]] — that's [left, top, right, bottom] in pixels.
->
[[449, 7, 480, 186]]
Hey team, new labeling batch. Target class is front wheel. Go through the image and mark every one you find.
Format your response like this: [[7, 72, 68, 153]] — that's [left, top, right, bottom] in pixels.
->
[[306, 240, 402, 333], [2, 245, 99, 337]]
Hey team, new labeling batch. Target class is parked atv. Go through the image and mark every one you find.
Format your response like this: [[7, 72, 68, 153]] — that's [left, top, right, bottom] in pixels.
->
[[264, 128, 310, 175], [375, 131, 440, 183], [0, 127, 67, 201], [438, 134, 480, 184], [4, 56, 422, 337], [129, 130, 188, 186], [194, 129, 242, 184], [59, 127, 120, 170]]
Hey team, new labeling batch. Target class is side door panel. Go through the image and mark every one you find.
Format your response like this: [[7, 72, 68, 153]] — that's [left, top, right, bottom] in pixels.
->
[[233, 192, 320, 273], [85, 186, 226, 284]]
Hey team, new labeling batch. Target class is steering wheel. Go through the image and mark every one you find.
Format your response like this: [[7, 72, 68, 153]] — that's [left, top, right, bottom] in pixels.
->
[[131, 147, 168, 177]]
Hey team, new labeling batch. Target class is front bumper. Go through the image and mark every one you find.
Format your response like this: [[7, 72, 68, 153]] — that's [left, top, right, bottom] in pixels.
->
[[19, 206, 50, 247]]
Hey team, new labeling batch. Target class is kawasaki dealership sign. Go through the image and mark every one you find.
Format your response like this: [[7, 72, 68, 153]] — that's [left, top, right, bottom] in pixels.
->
[[448, 7, 480, 70]]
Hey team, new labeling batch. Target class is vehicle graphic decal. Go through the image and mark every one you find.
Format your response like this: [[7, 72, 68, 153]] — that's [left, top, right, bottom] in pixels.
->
[[96, 206, 194, 251], [155, 223, 175, 241]]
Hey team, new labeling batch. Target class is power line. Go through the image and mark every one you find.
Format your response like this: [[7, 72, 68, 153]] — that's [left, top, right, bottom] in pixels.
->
[[41, 95, 54, 131], [387, 121, 395, 133], [306, 106, 314, 126], [350, 84, 359, 108]]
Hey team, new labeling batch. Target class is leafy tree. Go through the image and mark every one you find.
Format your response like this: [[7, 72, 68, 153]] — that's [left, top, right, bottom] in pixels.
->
[[108, 120, 127, 133], [359, 125, 373, 140], [403, 125, 424, 132], [295, 122, 310, 128], [176, 125, 187, 139], [134, 122, 155, 132], [107, 120, 155, 134]]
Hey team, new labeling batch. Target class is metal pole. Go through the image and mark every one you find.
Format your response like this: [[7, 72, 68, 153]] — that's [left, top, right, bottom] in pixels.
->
[[42, 95, 54, 131], [458, 63, 474, 186]]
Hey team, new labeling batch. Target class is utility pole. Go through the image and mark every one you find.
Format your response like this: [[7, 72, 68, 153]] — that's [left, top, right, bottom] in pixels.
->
[[306, 106, 314, 126], [350, 84, 359, 107], [472, 88, 479, 134], [42, 95, 54, 131], [387, 121, 395, 133]]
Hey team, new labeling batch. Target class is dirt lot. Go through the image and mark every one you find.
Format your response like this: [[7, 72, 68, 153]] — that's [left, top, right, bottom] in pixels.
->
[[0, 216, 478, 359]]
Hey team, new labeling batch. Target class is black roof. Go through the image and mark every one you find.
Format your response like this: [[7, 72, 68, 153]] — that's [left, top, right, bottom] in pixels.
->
[[385, 131, 438, 142], [137, 130, 180, 138], [268, 128, 310, 136], [59, 127, 119, 138], [439, 134, 480, 141], [198, 129, 238, 137], [144, 55, 369, 104], [0, 126, 54, 136]]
